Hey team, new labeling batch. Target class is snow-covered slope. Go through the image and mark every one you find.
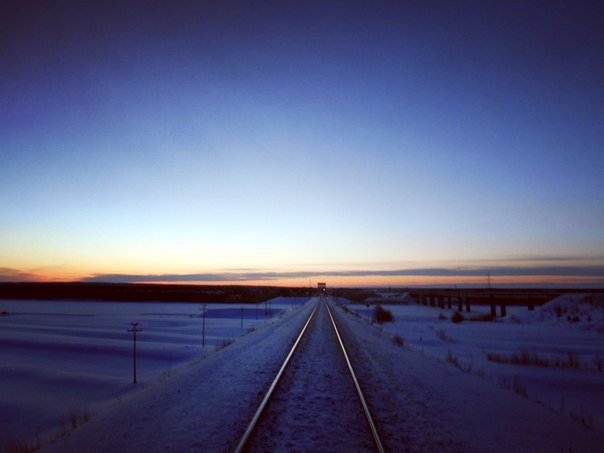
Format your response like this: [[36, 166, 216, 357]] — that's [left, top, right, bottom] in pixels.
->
[[0, 297, 308, 447], [38, 300, 316, 452], [514, 293, 604, 326], [330, 299, 604, 452]]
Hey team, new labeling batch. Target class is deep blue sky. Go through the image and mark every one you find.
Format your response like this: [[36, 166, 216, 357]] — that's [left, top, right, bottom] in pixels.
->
[[1, 1, 603, 285]]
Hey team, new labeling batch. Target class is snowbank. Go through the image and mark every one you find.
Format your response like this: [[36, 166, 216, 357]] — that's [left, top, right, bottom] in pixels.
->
[[513, 293, 604, 327]]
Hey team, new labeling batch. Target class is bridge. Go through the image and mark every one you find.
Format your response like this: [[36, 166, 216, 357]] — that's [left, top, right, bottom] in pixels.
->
[[408, 288, 602, 317]]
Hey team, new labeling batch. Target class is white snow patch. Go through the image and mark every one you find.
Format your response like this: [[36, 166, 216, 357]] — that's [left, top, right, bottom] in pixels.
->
[[345, 294, 604, 432], [330, 298, 604, 451], [0, 297, 308, 448], [512, 293, 604, 326]]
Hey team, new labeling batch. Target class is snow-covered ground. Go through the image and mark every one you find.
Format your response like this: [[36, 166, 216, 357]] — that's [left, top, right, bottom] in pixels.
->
[[4, 294, 603, 451], [0, 297, 308, 448], [329, 298, 604, 451], [39, 299, 318, 452], [343, 293, 604, 432]]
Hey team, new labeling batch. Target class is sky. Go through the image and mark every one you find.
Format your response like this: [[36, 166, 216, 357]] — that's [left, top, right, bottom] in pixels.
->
[[1, 1, 604, 287]]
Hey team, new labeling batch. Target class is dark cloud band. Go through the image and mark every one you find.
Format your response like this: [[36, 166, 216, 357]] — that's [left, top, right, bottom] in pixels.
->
[[80, 265, 604, 283]]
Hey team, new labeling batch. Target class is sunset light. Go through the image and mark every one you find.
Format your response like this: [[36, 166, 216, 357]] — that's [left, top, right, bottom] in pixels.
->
[[1, 2, 603, 287], [2, 3, 604, 451]]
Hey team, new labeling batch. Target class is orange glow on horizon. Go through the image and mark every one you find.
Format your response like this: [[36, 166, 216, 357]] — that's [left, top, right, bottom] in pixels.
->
[[6, 267, 604, 288], [129, 275, 604, 288]]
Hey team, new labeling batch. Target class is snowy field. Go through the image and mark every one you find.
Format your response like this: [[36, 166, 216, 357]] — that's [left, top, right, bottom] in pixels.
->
[[345, 294, 604, 431], [0, 297, 308, 447], [7, 295, 601, 452]]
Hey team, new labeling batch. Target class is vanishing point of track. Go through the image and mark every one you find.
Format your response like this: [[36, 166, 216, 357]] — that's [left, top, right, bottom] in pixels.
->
[[235, 296, 385, 452]]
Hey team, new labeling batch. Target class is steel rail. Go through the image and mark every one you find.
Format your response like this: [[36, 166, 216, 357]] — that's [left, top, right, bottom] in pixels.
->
[[235, 301, 319, 453], [325, 299, 385, 453]]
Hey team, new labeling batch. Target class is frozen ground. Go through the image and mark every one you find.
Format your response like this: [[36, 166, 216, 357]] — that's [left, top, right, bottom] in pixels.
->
[[39, 299, 318, 452], [344, 293, 604, 432], [33, 295, 604, 452], [0, 297, 307, 448], [34, 294, 604, 452], [329, 297, 604, 451]]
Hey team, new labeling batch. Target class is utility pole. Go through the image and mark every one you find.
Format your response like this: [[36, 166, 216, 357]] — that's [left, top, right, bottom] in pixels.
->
[[200, 303, 208, 348], [128, 322, 142, 384], [487, 272, 496, 317]]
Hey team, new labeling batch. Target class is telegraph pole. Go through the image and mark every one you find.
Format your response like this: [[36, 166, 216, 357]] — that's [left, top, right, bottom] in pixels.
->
[[128, 322, 142, 384], [487, 272, 496, 317], [200, 303, 208, 348]]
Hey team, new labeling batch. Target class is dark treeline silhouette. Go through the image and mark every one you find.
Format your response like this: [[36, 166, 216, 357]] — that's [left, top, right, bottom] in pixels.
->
[[330, 286, 604, 307], [3, 283, 600, 305], [330, 288, 380, 303], [0, 282, 313, 303]]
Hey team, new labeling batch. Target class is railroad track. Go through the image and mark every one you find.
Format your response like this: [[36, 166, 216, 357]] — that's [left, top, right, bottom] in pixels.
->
[[235, 296, 385, 452]]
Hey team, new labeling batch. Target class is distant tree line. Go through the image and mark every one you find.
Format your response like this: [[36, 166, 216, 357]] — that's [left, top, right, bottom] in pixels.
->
[[0, 282, 313, 303], [329, 287, 379, 303]]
